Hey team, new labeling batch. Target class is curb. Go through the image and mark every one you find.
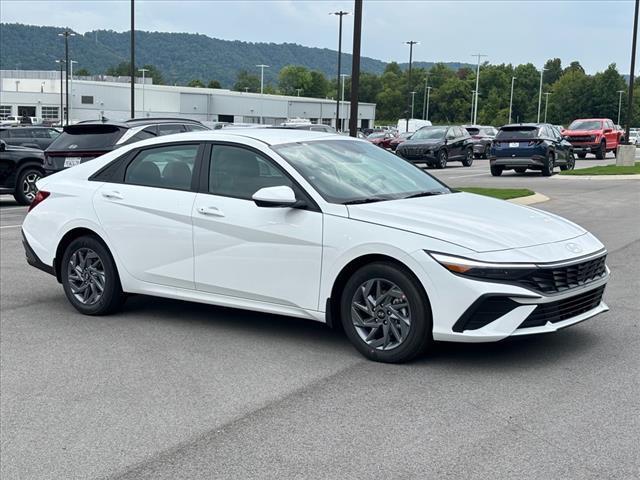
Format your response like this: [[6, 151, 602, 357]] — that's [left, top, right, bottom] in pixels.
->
[[508, 192, 549, 206], [554, 174, 640, 180]]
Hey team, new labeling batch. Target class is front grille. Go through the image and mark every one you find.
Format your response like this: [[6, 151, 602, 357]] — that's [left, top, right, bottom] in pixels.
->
[[567, 135, 595, 142], [517, 255, 606, 294], [519, 285, 605, 329]]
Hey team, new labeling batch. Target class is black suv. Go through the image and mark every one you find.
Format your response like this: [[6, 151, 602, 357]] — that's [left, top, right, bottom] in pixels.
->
[[0, 140, 45, 205], [396, 125, 474, 168], [44, 117, 209, 175], [0, 126, 61, 150]]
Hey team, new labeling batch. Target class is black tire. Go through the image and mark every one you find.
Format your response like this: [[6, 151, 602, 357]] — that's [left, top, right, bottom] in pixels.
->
[[577, 152, 587, 159], [514, 167, 527, 174], [542, 152, 555, 176], [490, 165, 503, 176], [560, 152, 576, 171], [13, 167, 42, 205], [435, 149, 448, 169], [340, 262, 432, 363], [462, 148, 474, 167], [61, 235, 125, 315], [595, 141, 606, 160], [483, 145, 490, 159]]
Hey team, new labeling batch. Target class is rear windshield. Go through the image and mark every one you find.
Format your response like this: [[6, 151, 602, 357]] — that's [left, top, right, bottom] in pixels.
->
[[496, 127, 539, 140], [568, 120, 602, 131], [47, 124, 126, 151], [465, 127, 480, 135]]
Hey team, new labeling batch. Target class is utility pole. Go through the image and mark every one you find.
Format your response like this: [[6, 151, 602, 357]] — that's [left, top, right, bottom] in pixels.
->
[[58, 30, 75, 125], [471, 53, 487, 124], [55, 59, 65, 126], [626, 0, 639, 143], [130, 0, 135, 118], [69, 60, 77, 123], [537, 66, 547, 123], [508, 76, 517, 124], [349, 0, 362, 137], [405, 40, 419, 131], [422, 75, 428, 120], [256, 64, 269, 124], [470, 90, 476, 124], [331, 10, 349, 131], [340, 74, 348, 131], [410, 91, 416, 119], [425, 86, 432, 122], [543, 92, 551, 123], [617, 90, 625, 126]]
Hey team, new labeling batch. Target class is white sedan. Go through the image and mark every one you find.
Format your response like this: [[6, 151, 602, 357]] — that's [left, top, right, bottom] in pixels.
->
[[22, 129, 609, 363]]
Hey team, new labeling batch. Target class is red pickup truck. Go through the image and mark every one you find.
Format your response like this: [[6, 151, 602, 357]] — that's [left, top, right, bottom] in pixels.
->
[[562, 118, 622, 159]]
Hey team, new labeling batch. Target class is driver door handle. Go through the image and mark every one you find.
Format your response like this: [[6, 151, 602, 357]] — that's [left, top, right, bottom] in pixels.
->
[[101, 190, 124, 200], [197, 206, 225, 217]]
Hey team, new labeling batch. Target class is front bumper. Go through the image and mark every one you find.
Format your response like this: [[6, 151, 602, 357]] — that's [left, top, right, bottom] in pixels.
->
[[569, 143, 599, 153]]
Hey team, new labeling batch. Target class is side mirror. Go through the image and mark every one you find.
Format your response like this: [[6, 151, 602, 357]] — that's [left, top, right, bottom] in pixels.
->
[[603, 128, 613, 134], [0, 140, 6, 152], [252, 185, 302, 208]]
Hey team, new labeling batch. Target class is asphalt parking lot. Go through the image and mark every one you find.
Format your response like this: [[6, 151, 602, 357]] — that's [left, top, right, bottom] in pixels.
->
[[1, 154, 639, 480]]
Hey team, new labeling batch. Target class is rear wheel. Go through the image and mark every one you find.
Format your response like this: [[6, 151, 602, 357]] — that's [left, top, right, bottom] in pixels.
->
[[13, 167, 42, 205], [483, 145, 490, 159], [577, 152, 587, 159], [340, 262, 432, 363], [542, 152, 555, 176], [462, 148, 474, 167], [436, 149, 448, 169], [595, 141, 606, 160], [490, 165, 503, 176], [61, 236, 125, 315], [514, 167, 527, 174]]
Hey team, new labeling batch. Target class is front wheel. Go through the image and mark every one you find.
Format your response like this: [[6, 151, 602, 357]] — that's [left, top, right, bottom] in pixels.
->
[[340, 262, 432, 363], [61, 236, 125, 315], [595, 141, 606, 160], [462, 148, 474, 167], [13, 167, 42, 205], [560, 152, 576, 171], [436, 149, 448, 169]]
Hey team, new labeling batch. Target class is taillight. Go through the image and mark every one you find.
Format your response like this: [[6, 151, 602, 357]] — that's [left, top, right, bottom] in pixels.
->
[[528, 139, 543, 146], [28, 190, 50, 212]]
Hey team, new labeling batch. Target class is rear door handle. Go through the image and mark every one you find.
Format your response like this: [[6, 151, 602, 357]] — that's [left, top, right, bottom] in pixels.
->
[[197, 206, 225, 217], [102, 190, 124, 200]]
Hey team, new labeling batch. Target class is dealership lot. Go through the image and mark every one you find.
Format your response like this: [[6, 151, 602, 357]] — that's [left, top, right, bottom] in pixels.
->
[[1, 158, 639, 479]]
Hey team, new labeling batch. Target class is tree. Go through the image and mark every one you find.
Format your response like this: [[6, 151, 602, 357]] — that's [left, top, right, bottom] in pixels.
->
[[544, 58, 563, 85], [207, 80, 222, 89], [187, 79, 205, 88], [75, 68, 91, 76], [232, 69, 261, 92], [278, 65, 312, 96], [105, 62, 164, 85], [563, 61, 585, 75], [307, 70, 330, 98]]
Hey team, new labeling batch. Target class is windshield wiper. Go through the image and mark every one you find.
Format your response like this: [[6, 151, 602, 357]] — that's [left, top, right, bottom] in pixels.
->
[[401, 190, 448, 199], [342, 197, 388, 205]]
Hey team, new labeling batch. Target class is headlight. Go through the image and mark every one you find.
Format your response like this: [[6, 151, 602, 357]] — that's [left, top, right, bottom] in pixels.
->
[[428, 252, 537, 280]]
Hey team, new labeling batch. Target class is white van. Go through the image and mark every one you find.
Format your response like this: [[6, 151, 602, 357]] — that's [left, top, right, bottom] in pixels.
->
[[397, 118, 432, 133]]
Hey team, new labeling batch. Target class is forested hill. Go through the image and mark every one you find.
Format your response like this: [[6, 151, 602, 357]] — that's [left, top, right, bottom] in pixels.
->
[[0, 23, 468, 86]]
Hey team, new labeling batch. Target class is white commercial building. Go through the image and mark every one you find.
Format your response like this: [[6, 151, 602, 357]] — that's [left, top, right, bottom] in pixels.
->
[[0, 70, 376, 130]]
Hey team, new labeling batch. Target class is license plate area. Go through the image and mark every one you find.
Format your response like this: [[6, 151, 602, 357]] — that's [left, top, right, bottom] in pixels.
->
[[509, 142, 520, 148], [63, 157, 82, 168]]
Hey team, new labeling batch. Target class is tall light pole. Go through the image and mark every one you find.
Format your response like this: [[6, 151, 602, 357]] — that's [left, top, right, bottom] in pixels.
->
[[405, 40, 419, 131], [537, 66, 547, 123], [617, 89, 625, 125], [508, 76, 517, 124], [422, 75, 429, 120], [471, 53, 487, 125], [349, 0, 362, 137], [470, 90, 476, 124], [130, 0, 135, 118], [625, 0, 639, 143], [296, 88, 302, 97], [55, 59, 65, 125], [543, 92, 551, 123], [331, 10, 349, 131], [425, 86, 432, 122], [58, 30, 75, 125], [69, 60, 77, 123], [410, 91, 417, 119], [256, 64, 269, 124], [340, 74, 349, 131], [138, 68, 149, 115]]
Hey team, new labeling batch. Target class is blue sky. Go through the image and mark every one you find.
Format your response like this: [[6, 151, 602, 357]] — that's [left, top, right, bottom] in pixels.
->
[[1, 0, 636, 73]]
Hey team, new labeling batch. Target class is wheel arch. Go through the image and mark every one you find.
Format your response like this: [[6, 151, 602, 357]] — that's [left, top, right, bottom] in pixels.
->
[[326, 253, 432, 330], [15, 158, 45, 176], [54, 227, 109, 282]]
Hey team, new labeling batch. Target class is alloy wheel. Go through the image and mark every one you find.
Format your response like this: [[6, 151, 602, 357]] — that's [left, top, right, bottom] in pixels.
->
[[351, 278, 412, 351], [67, 248, 106, 305], [22, 171, 41, 202]]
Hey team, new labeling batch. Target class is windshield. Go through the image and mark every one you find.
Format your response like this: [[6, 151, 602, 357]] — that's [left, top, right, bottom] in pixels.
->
[[411, 127, 447, 140], [568, 120, 602, 130], [272, 139, 450, 204]]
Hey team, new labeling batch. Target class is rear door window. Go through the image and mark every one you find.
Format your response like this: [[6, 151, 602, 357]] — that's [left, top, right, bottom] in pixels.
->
[[124, 144, 199, 190]]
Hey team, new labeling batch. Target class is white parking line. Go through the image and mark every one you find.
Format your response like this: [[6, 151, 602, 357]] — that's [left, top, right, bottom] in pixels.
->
[[0, 206, 28, 211], [0, 224, 21, 229]]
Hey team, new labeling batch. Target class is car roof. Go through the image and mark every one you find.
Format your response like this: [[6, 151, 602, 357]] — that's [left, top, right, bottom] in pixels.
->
[[74, 117, 205, 129], [194, 128, 339, 146]]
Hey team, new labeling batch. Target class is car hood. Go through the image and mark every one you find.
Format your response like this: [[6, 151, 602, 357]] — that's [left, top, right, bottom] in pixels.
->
[[564, 129, 600, 135], [7, 145, 44, 154], [401, 138, 444, 147], [346, 192, 586, 253]]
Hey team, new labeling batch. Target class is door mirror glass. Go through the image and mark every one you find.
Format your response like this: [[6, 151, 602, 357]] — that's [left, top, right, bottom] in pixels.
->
[[603, 128, 612, 134], [252, 186, 298, 208]]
